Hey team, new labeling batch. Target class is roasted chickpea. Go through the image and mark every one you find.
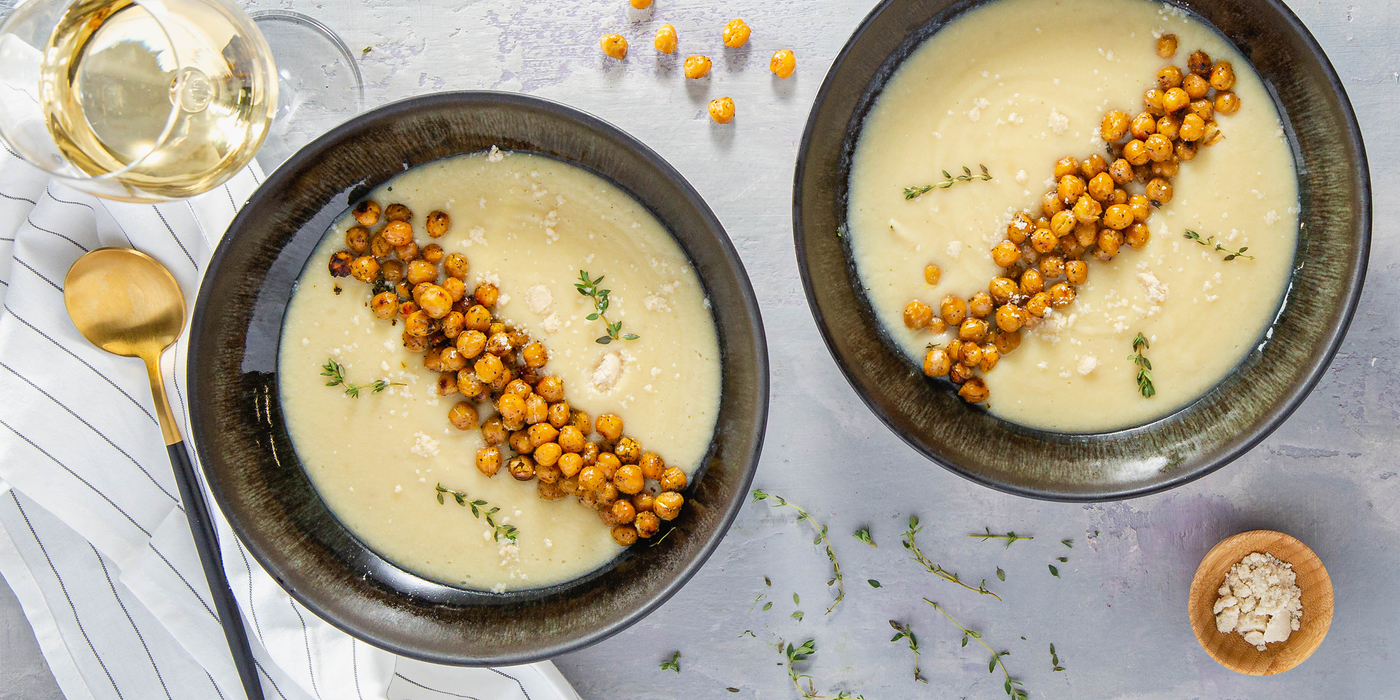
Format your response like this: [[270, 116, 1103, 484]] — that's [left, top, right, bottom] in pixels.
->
[[1130, 111, 1157, 140], [964, 290, 990, 318], [548, 401, 571, 429], [381, 220, 413, 246], [422, 210, 449, 238], [404, 259, 435, 286], [369, 234, 393, 259], [1057, 175, 1086, 205], [1146, 178, 1174, 204], [1215, 91, 1240, 115], [596, 453, 621, 480], [479, 415, 507, 446], [558, 452, 583, 479], [352, 200, 381, 226], [1053, 156, 1079, 179], [494, 392, 524, 424], [1189, 98, 1214, 123], [458, 370, 487, 399], [508, 456, 536, 481], [1073, 195, 1102, 224], [384, 203, 412, 222], [1042, 190, 1066, 217], [1145, 134, 1174, 162], [654, 492, 684, 520], [404, 310, 434, 337], [949, 362, 974, 385], [940, 295, 968, 326], [395, 241, 420, 263], [1101, 203, 1133, 230], [1086, 172, 1115, 202], [1206, 60, 1238, 90], [1157, 64, 1184, 90], [1163, 87, 1190, 113], [683, 55, 712, 79], [654, 23, 678, 53], [994, 328, 1022, 354], [534, 375, 563, 402], [377, 260, 404, 284], [1157, 33, 1179, 58], [552, 427, 583, 456], [979, 344, 1000, 371], [1125, 223, 1151, 249], [959, 318, 989, 343], [1064, 260, 1088, 286], [343, 226, 370, 255], [1151, 158, 1180, 180], [418, 285, 452, 319], [770, 49, 796, 78], [1101, 110, 1131, 141], [1059, 235, 1086, 259], [483, 332, 510, 357], [1026, 292, 1051, 317], [1143, 88, 1166, 116], [1007, 213, 1036, 244], [458, 304, 487, 331], [435, 255, 466, 282], [1030, 228, 1059, 254], [609, 500, 637, 527], [995, 304, 1024, 332], [635, 511, 661, 538], [600, 33, 628, 60], [1014, 266, 1042, 295], [1108, 158, 1134, 185], [722, 18, 750, 47], [442, 277, 466, 303], [579, 465, 606, 492], [1125, 194, 1150, 223], [614, 437, 640, 464], [527, 422, 557, 448], [1156, 114, 1181, 140], [419, 243, 444, 265], [923, 347, 951, 377], [524, 394, 548, 425], [538, 479, 566, 501], [709, 97, 736, 124], [1188, 49, 1212, 77], [613, 464, 644, 495], [534, 443, 562, 469], [349, 255, 379, 283], [371, 292, 398, 319], [1050, 210, 1076, 236], [1093, 229, 1122, 259], [988, 278, 1017, 305], [596, 413, 624, 441], [990, 240, 1021, 267], [473, 283, 499, 308], [1048, 282, 1076, 308], [1082, 153, 1108, 179], [958, 377, 990, 404], [440, 346, 468, 372], [473, 446, 501, 477], [903, 300, 934, 329], [454, 329, 485, 359], [474, 353, 504, 384], [1183, 73, 1210, 100], [1123, 139, 1150, 166]]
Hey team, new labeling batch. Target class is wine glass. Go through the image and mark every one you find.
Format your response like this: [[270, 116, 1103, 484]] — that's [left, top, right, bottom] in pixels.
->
[[0, 0, 361, 202]]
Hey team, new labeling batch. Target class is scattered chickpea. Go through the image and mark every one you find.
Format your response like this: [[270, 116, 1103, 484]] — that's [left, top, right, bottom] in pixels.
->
[[1214, 91, 1240, 115], [349, 255, 379, 282], [385, 203, 412, 222], [381, 220, 413, 246], [924, 263, 942, 285], [969, 290, 995, 318], [770, 49, 796, 79], [1156, 33, 1178, 58], [600, 33, 628, 60], [1183, 73, 1210, 100], [1157, 65, 1184, 90], [923, 347, 951, 377], [940, 295, 968, 326], [630, 0, 651, 8], [654, 492, 684, 520], [683, 55, 712, 79], [904, 300, 934, 330], [596, 413, 624, 441], [654, 24, 677, 54], [957, 377, 989, 404], [1101, 110, 1130, 141], [353, 200, 381, 226], [709, 97, 736, 124], [635, 511, 661, 538], [722, 19, 750, 48]]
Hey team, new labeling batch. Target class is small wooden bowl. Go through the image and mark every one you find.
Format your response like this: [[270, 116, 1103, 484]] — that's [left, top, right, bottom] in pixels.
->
[[1188, 530, 1333, 675]]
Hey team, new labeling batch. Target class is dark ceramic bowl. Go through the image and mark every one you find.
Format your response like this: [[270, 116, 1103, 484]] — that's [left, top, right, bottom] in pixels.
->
[[794, 0, 1369, 501], [187, 92, 768, 664]]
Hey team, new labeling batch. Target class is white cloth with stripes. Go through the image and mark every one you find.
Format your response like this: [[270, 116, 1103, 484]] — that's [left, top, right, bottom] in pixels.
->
[[0, 148, 579, 700]]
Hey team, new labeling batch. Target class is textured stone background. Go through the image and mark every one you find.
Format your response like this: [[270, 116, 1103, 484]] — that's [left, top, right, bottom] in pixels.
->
[[2, 0, 1397, 698]]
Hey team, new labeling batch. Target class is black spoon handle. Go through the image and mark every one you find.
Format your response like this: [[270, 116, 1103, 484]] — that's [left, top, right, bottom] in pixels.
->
[[167, 440, 265, 700]]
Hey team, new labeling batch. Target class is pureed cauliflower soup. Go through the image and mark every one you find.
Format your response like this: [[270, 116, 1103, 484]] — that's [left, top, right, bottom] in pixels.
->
[[279, 150, 721, 591], [848, 0, 1298, 432]]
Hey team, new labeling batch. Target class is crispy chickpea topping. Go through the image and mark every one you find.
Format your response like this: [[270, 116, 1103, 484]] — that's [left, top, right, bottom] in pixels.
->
[[1156, 33, 1178, 59], [722, 19, 751, 48], [770, 49, 796, 79], [654, 24, 677, 54], [708, 97, 736, 124], [600, 33, 628, 60], [683, 55, 712, 79]]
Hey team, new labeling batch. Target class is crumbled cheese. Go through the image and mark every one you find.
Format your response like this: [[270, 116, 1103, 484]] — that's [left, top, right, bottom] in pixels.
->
[[643, 281, 680, 313], [410, 432, 440, 458], [1265, 210, 1280, 226], [946, 241, 962, 259], [540, 313, 562, 334], [1048, 108, 1070, 135], [1037, 361, 1048, 370], [465, 226, 487, 247], [526, 285, 553, 314], [1058, 368, 1072, 379], [591, 351, 626, 391], [1213, 552, 1303, 651], [300, 337, 310, 347], [394, 484, 402, 493], [1077, 354, 1099, 375], [1014, 170, 1029, 185], [487, 145, 504, 162], [491, 583, 507, 593], [1137, 271, 1170, 304]]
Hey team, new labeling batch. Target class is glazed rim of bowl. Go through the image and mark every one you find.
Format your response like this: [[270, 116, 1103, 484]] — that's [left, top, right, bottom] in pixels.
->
[[188, 91, 769, 665], [793, 0, 1370, 501]]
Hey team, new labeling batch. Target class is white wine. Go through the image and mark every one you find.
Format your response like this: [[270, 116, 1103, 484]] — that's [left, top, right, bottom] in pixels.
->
[[39, 0, 275, 201]]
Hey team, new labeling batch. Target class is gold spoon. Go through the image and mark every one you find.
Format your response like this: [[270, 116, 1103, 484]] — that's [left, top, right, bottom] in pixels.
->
[[64, 248, 264, 700]]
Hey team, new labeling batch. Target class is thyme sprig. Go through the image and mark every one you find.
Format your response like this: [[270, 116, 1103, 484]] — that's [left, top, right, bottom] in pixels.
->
[[904, 164, 992, 199], [434, 483, 518, 542], [660, 651, 681, 673], [321, 358, 402, 398], [783, 639, 866, 699], [853, 527, 876, 548], [926, 600, 1028, 700], [575, 270, 639, 344], [889, 620, 927, 684], [902, 516, 1001, 601], [969, 527, 1034, 548], [752, 490, 844, 614], [1050, 643, 1066, 672], [1184, 230, 1254, 260], [1128, 332, 1156, 398]]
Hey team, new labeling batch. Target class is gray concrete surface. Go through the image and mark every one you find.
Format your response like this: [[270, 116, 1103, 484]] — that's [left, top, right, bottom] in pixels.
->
[[2, 0, 1396, 697]]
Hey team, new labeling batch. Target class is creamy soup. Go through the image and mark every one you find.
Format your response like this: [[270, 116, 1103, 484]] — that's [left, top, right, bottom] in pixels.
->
[[848, 0, 1298, 432], [279, 151, 722, 591]]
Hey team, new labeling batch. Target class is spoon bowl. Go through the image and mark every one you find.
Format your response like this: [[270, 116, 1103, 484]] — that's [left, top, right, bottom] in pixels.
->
[[63, 248, 186, 360]]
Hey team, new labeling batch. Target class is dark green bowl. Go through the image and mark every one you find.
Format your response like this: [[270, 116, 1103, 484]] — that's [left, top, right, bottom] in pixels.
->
[[188, 92, 768, 664], [793, 0, 1369, 501]]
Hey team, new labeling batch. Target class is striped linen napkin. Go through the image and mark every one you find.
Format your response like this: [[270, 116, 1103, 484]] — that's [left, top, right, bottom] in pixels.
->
[[0, 145, 579, 700]]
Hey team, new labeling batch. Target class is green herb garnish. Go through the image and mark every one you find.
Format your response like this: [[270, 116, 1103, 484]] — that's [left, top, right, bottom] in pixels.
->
[[1184, 230, 1254, 260], [783, 639, 866, 699], [889, 620, 927, 684], [904, 164, 992, 200], [1051, 643, 1066, 672], [1128, 332, 1156, 398], [904, 517, 1001, 601], [576, 270, 639, 344], [927, 600, 1028, 700], [660, 651, 681, 673], [435, 483, 518, 542], [752, 490, 844, 613], [853, 527, 876, 548], [969, 527, 1034, 548], [321, 358, 401, 398]]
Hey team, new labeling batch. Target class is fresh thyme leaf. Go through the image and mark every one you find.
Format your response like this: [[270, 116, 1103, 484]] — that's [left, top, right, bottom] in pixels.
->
[[783, 638, 866, 699], [793, 593, 800, 604], [889, 620, 927, 683], [1057, 556, 1069, 563], [740, 630, 756, 638], [752, 490, 845, 613], [765, 576, 772, 587], [868, 579, 881, 588], [435, 484, 517, 542], [905, 517, 1001, 600], [1184, 229, 1254, 260], [727, 688, 740, 693], [792, 610, 804, 622], [660, 651, 681, 673], [1049, 564, 1061, 578], [996, 567, 1005, 582], [1051, 643, 1066, 671], [970, 527, 1034, 548], [853, 527, 876, 548], [928, 600, 1027, 699], [361, 46, 372, 55], [1062, 539, 1073, 548], [1128, 332, 1156, 398], [321, 358, 402, 398], [764, 602, 773, 611], [577, 269, 639, 343], [904, 164, 993, 199]]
